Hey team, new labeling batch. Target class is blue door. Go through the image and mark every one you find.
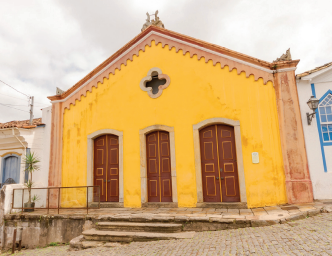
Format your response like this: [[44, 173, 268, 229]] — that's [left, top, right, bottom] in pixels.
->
[[2, 155, 20, 185]]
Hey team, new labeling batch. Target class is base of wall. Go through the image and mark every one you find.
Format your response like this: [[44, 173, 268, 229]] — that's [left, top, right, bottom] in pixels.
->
[[196, 202, 248, 209], [141, 202, 178, 208], [286, 180, 314, 204]]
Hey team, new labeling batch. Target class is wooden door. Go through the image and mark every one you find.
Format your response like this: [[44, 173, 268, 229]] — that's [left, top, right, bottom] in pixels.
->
[[199, 125, 222, 202], [199, 125, 240, 202], [146, 131, 172, 202], [217, 125, 240, 202], [93, 134, 119, 202]]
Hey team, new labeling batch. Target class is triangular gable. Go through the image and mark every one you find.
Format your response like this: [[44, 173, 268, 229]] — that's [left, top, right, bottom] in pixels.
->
[[48, 26, 299, 110]]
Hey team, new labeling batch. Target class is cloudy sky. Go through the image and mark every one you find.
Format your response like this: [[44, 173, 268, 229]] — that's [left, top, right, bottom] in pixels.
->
[[0, 0, 331, 122]]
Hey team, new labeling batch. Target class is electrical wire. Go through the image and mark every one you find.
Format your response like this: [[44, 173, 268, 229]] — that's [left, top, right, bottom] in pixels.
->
[[0, 103, 29, 113], [1, 104, 29, 107], [0, 93, 29, 102], [0, 93, 50, 108], [0, 79, 30, 98]]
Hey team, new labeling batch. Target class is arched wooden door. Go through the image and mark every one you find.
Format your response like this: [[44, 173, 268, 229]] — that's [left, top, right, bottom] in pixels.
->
[[146, 131, 172, 202], [199, 124, 240, 202], [2, 155, 20, 185], [93, 134, 119, 202]]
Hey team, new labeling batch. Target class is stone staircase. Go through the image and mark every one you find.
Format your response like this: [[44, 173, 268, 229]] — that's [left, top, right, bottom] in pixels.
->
[[70, 222, 195, 249]]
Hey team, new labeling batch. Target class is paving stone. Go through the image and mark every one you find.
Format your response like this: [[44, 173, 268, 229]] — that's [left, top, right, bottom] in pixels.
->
[[15, 213, 332, 255], [82, 240, 104, 249], [264, 206, 281, 211], [251, 207, 265, 212], [188, 216, 210, 221], [174, 215, 189, 222], [104, 242, 122, 247], [222, 214, 245, 219], [228, 209, 239, 214], [308, 209, 321, 216], [253, 211, 268, 216], [214, 208, 227, 212], [190, 208, 203, 212], [240, 209, 252, 213]]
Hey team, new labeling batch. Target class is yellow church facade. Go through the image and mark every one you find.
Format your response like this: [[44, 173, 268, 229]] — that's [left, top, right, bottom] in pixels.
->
[[48, 26, 313, 208]]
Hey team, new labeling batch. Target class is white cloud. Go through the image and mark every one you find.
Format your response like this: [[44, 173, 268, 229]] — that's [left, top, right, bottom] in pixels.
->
[[0, 0, 331, 122]]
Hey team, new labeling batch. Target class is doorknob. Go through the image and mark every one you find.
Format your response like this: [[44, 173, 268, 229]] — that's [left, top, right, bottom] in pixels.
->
[[220, 168, 223, 172], [108, 180, 110, 182], [220, 177, 224, 180], [104, 180, 106, 182], [216, 177, 219, 180]]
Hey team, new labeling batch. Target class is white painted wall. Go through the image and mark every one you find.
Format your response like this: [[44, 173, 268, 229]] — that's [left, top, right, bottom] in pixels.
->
[[0, 106, 52, 209], [1, 184, 25, 215], [297, 69, 332, 199]]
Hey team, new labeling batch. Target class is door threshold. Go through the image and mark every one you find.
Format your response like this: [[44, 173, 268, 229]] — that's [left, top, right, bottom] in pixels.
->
[[196, 202, 247, 209], [89, 202, 124, 208], [142, 202, 178, 208]]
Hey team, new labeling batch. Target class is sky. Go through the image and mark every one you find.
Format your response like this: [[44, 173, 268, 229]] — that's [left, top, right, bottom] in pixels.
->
[[0, 0, 331, 123]]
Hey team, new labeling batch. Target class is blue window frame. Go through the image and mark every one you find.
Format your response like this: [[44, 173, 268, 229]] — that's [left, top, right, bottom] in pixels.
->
[[319, 93, 332, 142], [312, 84, 332, 172]]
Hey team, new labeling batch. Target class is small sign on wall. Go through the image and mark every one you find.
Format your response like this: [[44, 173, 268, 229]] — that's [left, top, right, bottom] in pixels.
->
[[252, 152, 259, 164]]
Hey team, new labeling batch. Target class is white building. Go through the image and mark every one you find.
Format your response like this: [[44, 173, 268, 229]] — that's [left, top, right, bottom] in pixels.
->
[[0, 106, 51, 212], [296, 62, 332, 199]]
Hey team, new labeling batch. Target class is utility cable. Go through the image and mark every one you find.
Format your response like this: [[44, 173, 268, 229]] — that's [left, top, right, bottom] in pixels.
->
[[1, 104, 28, 107], [0, 103, 29, 113], [0, 93, 29, 102], [0, 79, 30, 98]]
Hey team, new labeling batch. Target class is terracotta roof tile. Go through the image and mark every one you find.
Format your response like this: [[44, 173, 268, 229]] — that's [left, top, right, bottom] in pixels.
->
[[296, 62, 332, 78], [0, 118, 43, 129]]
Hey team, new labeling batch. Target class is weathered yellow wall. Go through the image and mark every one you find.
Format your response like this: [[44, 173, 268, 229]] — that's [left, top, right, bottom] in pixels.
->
[[61, 42, 287, 208]]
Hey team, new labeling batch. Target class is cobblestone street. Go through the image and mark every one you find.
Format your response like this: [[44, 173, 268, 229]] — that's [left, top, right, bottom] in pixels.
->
[[5, 213, 332, 256]]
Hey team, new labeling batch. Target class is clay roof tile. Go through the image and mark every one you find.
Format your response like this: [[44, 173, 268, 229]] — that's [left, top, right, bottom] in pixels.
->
[[296, 62, 332, 78], [0, 118, 43, 129]]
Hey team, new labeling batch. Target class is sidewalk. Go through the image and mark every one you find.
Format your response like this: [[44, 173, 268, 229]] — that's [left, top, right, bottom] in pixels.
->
[[7, 200, 332, 228]]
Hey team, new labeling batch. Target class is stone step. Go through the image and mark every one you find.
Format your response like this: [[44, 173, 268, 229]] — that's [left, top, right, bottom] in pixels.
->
[[96, 222, 183, 233], [83, 229, 195, 243], [196, 202, 248, 209], [141, 202, 178, 208], [89, 202, 124, 208]]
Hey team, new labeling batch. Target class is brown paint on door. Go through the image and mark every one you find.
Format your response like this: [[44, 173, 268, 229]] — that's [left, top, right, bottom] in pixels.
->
[[199, 125, 240, 202], [146, 131, 172, 202], [93, 134, 119, 202]]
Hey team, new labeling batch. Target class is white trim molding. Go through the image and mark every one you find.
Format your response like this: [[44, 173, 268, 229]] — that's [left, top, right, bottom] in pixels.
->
[[275, 67, 297, 73], [87, 129, 124, 203], [139, 125, 178, 204], [193, 118, 247, 203]]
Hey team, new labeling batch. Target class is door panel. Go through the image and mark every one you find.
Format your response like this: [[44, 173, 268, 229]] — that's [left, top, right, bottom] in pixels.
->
[[158, 131, 172, 202], [94, 136, 107, 202], [93, 134, 119, 202], [199, 125, 221, 202], [199, 124, 240, 202], [216, 125, 240, 202], [107, 134, 119, 202], [147, 131, 172, 202], [147, 132, 160, 202]]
